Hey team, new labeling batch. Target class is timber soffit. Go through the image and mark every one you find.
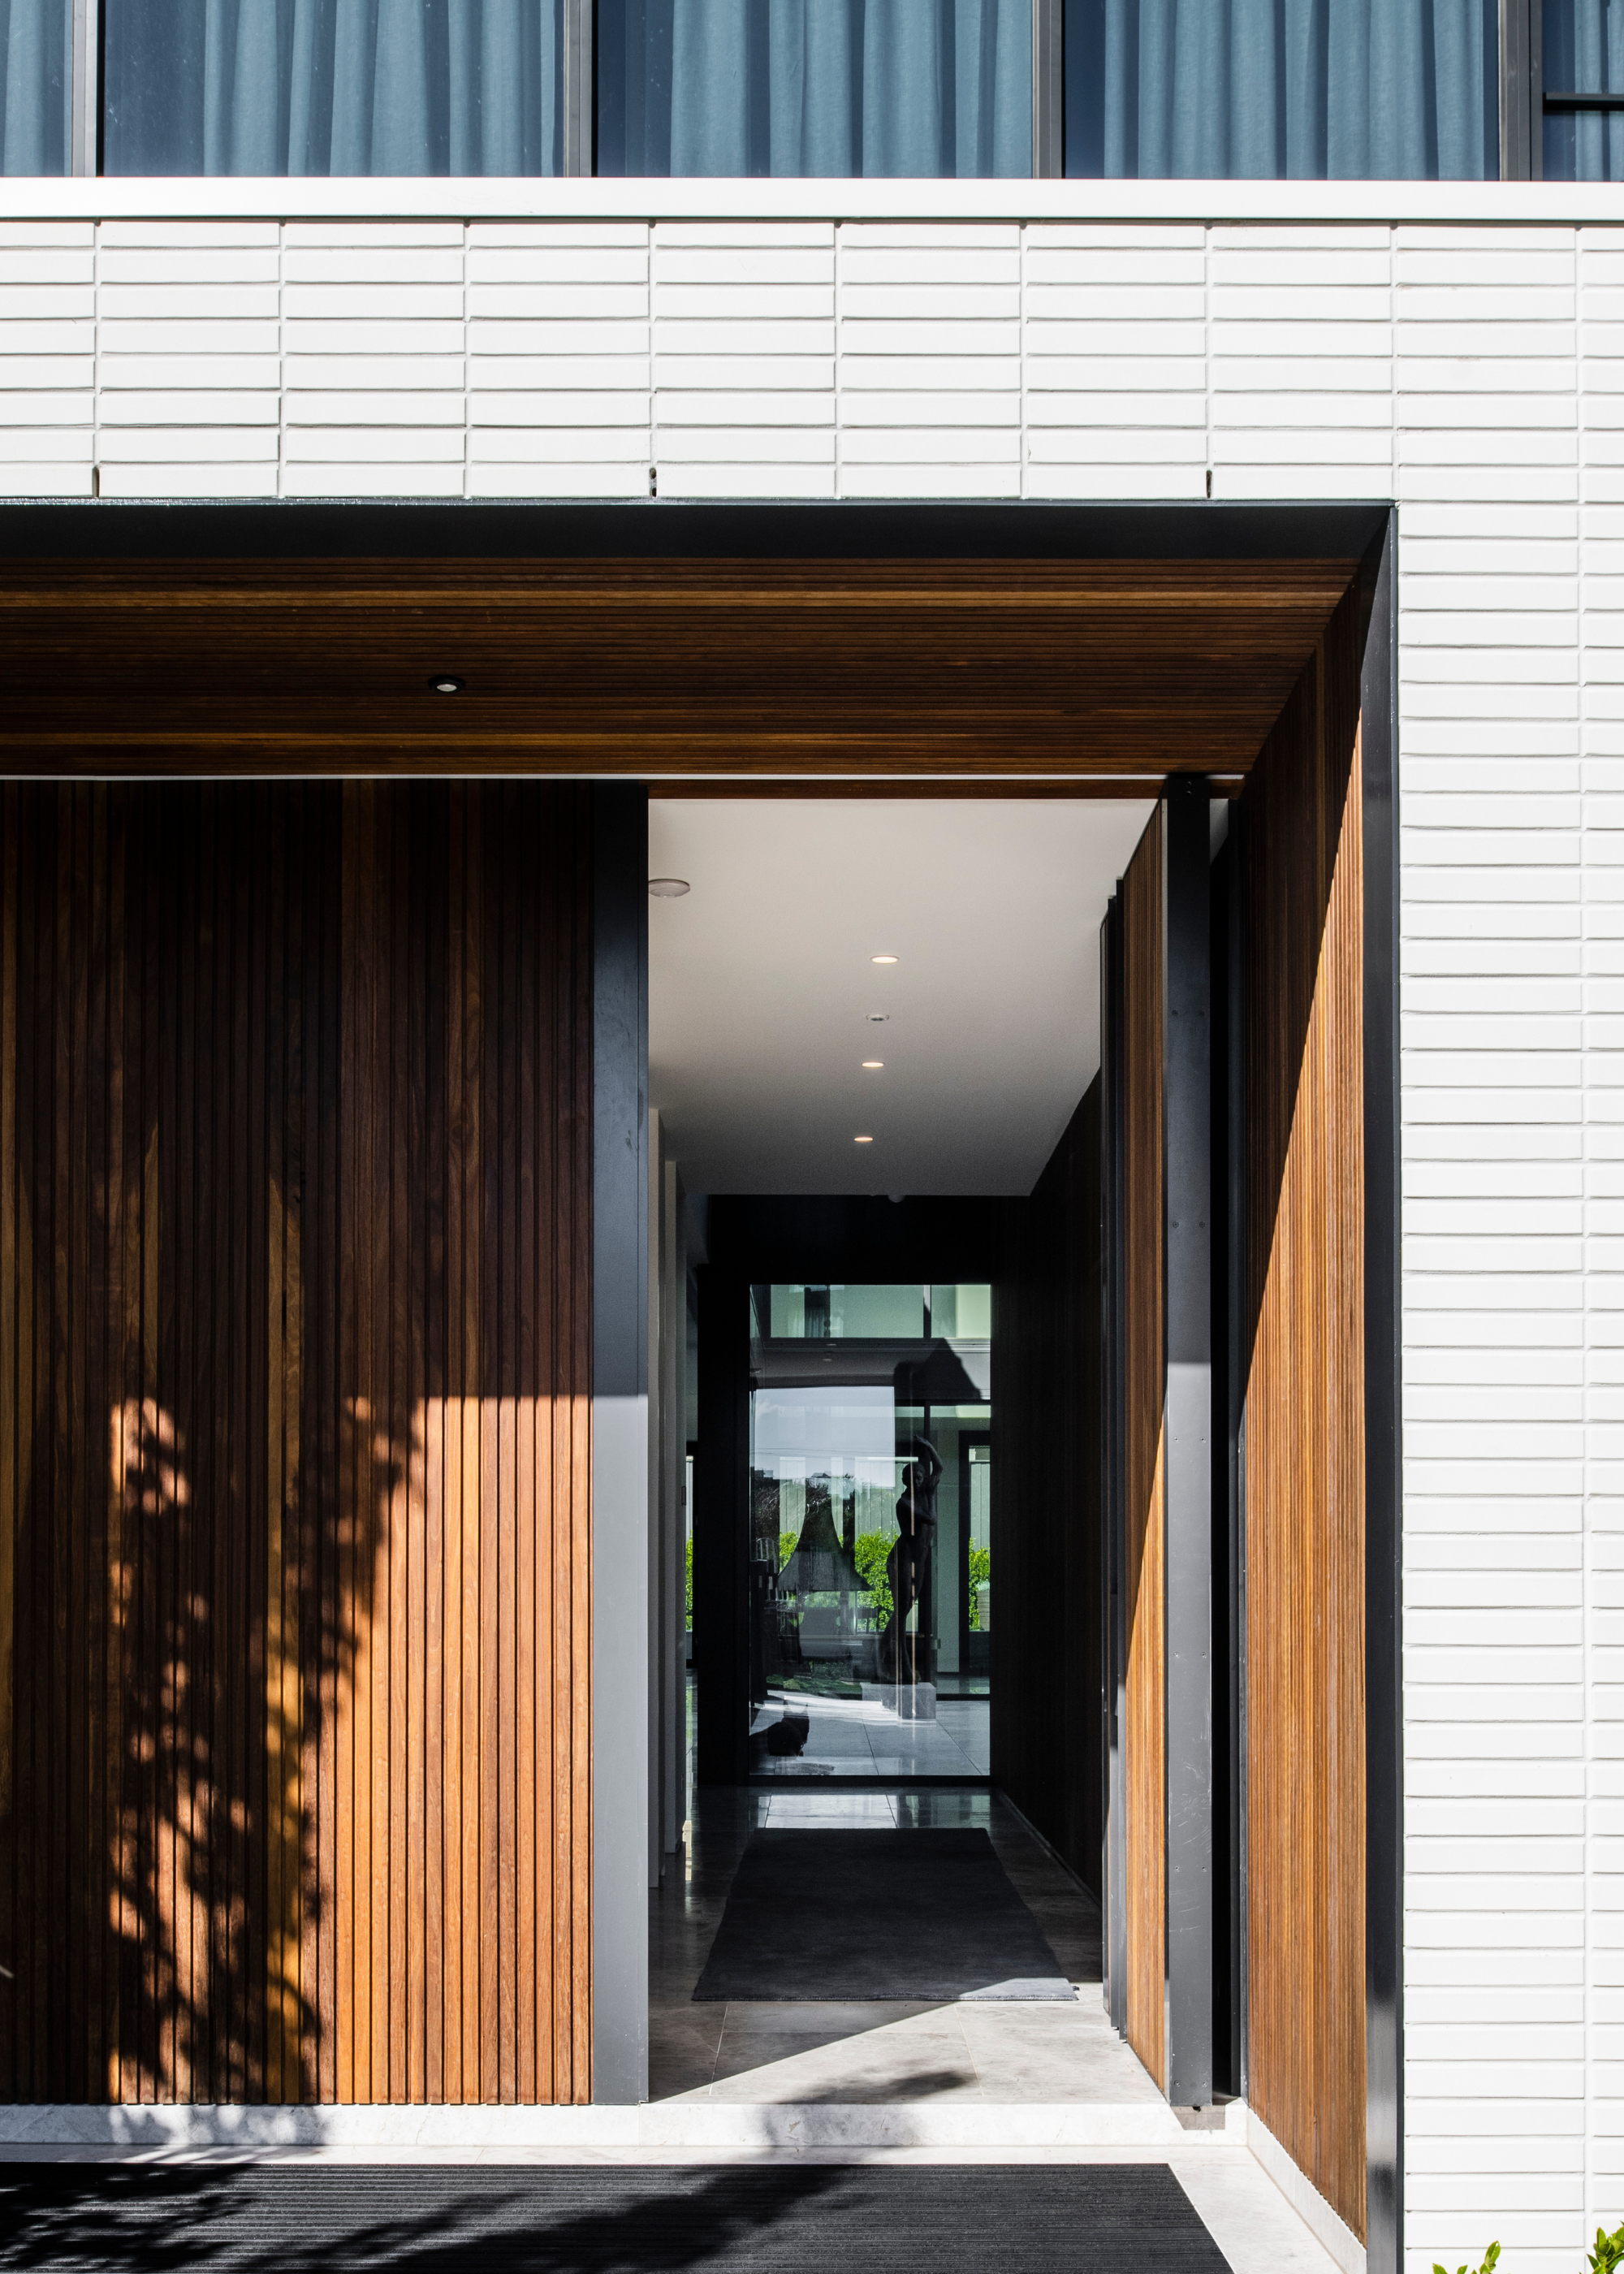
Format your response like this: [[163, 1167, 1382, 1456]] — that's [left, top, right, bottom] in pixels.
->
[[0, 507, 1367, 783]]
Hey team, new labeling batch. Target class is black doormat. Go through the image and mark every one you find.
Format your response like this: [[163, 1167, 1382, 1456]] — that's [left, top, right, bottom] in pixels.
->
[[692, 1829, 1073, 2003], [0, 2162, 1232, 2272]]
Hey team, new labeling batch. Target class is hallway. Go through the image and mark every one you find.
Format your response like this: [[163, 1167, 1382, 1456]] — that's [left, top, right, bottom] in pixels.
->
[[651, 1786, 1147, 2106], [645, 1786, 1350, 2274]]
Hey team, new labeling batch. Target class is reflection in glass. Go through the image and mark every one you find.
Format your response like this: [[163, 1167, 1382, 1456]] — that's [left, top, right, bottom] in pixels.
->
[[1062, 0, 1497, 179], [597, 0, 1032, 178], [1544, 0, 1624, 179], [0, 0, 69, 175], [102, 0, 566, 175], [748, 1282, 991, 1779]]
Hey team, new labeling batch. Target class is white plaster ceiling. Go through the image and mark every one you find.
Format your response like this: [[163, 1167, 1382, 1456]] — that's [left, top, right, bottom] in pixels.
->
[[648, 798, 1155, 1197]]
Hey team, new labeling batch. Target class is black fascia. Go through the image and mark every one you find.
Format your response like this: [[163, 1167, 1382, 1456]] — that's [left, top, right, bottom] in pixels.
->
[[0, 499, 1393, 564]]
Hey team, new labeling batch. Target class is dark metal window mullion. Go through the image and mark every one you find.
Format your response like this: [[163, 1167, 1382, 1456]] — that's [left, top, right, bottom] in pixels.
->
[[1034, 0, 1063, 177], [72, 0, 99, 175], [567, 0, 594, 176]]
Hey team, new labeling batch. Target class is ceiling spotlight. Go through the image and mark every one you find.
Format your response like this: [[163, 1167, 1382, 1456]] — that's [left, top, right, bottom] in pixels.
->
[[866, 1013, 888, 1024], [428, 674, 465, 694], [862, 1060, 883, 1070], [870, 953, 899, 966], [854, 1134, 874, 1145], [648, 877, 690, 898]]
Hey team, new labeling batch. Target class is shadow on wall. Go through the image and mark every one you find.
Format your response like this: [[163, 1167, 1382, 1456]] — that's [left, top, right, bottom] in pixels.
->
[[0, 779, 594, 2107]]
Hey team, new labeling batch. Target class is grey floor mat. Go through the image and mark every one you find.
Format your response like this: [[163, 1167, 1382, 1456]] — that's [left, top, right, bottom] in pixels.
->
[[0, 2163, 1233, 2272], [692, 1828, 1074, 2003]]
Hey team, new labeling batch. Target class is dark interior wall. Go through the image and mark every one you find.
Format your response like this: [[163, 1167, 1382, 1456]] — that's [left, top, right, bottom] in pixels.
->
[[991, 1086, 1103, 1896], [0, 779, 595, 2107], [693, 1195, 1013, 1785]]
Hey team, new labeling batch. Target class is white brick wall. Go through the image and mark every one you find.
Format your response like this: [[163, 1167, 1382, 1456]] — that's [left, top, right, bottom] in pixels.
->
[[2, 182, 1620, 2274]]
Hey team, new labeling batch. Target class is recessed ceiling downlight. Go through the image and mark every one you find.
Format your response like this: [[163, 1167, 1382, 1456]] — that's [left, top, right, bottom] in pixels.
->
[[862, 1060, 883, 1070], [648, 877, 690, 898], [428, 674, 465, 694], [866, 1013, 888, 1024], [870, 953, 899, 965], [854, 1134, 874, 1144]]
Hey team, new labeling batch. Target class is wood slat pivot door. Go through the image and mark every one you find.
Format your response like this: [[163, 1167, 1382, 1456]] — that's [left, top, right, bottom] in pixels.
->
[[1241, 588, 1367, 2238], [0, 780, 594, 2106], [1120, 808, 1166, 2094], [1111, 782, 1213, 2111]]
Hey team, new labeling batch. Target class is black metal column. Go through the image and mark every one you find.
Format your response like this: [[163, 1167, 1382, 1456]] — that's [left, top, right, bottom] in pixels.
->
[[1162, 772, 1213, 2109], [694, 1265, 750, 1786], [591, 779, 650, 2104]]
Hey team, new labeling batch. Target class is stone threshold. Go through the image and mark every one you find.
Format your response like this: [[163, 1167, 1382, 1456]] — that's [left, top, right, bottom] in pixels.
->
[[0, 2098, 1249, 2155]]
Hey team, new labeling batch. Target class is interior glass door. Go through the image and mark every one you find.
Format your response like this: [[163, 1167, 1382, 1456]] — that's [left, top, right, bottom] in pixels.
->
[[746, 1282, 991, 1779]]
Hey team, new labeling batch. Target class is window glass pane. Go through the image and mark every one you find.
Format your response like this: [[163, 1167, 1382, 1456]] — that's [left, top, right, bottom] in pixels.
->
[[597, 0, 1032, 177], [103, 0, 566, 175], [1544, 107, 1624, 173], [1543, 0, 1624, 178], [1545, 0, 1624, 92], [0, 0, 71, 175], [1063, 0, 1498, 179]]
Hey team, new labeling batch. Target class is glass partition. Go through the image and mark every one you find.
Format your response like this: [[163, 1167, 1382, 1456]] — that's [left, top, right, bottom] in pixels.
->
[[1063, 0, 1498, 179], [102, 0, 567, 175], [597, 0, 1032, 177], [0, 0, 70, 174], [747, 1282, 991, 1779]]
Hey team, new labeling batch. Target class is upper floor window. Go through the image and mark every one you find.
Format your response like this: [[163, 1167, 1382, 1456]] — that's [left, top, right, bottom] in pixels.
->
[[1542, 0, 1624, 178], [1, 0, 70, 174], [1063, 0, 1499, 179], [102, 0, 568, 175], [597, 0, 1032, 177], [0, 0, 1545, 179]]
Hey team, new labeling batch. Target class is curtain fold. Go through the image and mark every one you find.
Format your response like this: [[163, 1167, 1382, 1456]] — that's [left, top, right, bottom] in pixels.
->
[[104, 0, 564, 175], [599, 0, 1033, 177], [1069, 0, 1497, 178], [1, 0, 69, 175]]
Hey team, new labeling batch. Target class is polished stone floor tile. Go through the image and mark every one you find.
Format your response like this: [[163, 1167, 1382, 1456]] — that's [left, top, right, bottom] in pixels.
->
[[648, 1783, 1147, 2106]]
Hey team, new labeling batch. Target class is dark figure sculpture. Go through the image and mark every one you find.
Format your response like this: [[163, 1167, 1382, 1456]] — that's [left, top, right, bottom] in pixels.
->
[[881, 1436, 943, 1688]]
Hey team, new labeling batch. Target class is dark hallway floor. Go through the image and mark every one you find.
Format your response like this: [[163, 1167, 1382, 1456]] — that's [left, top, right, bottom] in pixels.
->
[[647, 1786, 1160, 2107]]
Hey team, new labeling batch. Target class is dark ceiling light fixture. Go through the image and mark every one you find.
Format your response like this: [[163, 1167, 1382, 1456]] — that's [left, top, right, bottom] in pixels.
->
[[428, 673, 465, 694]]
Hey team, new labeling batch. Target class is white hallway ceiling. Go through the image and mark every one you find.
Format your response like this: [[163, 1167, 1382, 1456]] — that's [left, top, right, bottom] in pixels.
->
[[648, 798, 1155, 1197]]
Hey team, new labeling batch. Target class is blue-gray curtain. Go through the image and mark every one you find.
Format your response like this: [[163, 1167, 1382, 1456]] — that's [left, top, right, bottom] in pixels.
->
[[600, 0, 1033, 177], [1065, 0, 1497, 178], [1, 0, 69, 173], [104, 0, 564, 175], [1544, 0, 1624, 179]]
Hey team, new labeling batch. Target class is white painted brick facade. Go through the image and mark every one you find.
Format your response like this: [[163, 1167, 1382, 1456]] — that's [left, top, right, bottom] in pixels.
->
[[3, 175, 1622, 2274]]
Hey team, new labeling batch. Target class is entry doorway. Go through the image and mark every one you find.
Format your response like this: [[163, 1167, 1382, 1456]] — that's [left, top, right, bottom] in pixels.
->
[[745, 1276, 993, 1779]]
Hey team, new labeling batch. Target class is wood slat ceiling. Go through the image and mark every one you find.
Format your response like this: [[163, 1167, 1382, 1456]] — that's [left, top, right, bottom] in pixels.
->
[[0, 555, 1358, 782]]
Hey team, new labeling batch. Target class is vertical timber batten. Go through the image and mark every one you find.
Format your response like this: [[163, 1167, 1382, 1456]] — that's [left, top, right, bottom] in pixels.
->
[[590, 782, 650, 2108], [0, 780, 596, 2108], [1115, 785, 1215, 2105], [1241, 573, 1373, 2243], [1361, 518, 1402, 2274]]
